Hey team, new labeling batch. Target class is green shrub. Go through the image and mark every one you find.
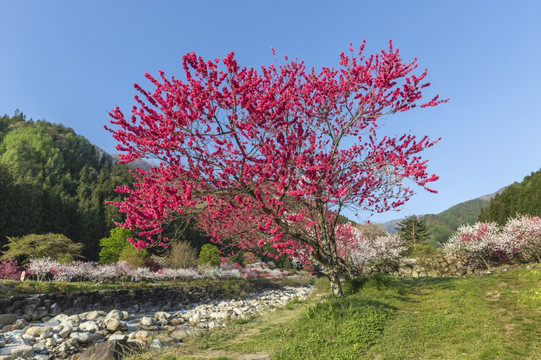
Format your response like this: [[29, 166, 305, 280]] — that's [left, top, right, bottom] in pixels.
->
[[313, 276, 331, 294], [118, 246, 149, 268], [1, 233, 83, 264], [198, 244, 221, 267], [99, 227, 134, 264]]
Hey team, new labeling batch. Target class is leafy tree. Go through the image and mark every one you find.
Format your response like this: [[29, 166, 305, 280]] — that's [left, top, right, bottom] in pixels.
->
[[99, 227, 134, 263], [107, 41, 446, 295], [1, 233, 84, 264], [396, 215, 429, 247]]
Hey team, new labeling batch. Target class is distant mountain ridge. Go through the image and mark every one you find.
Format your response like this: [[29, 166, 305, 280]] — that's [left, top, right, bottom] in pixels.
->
[[93, 145, 153, 172], [380, 187, 507, 245]]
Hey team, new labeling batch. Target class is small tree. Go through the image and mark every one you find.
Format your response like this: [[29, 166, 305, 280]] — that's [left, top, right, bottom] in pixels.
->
[[107, 41, 446, 296], [1, 233, 83, 264], [99, 227, 134, 264], [396, 216, 429, 248], [198, 244, 221, 267]]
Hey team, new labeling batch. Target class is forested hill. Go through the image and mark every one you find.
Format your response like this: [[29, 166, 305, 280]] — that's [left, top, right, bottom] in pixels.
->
[[479, 169, 541, 225], [381, 188, 506, 246], [0, 111, 134, 260]]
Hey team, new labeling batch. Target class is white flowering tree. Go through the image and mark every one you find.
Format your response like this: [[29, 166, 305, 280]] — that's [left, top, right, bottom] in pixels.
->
[[444, 222, 501, 269], [337, 223, 406, 275]]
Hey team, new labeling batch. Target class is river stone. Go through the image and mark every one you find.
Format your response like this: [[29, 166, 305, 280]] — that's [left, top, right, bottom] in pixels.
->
[[79, 321, 99, 333], [108, 334, 127, 341], [105, 310, 128, 321], [134, 330, 150, 342], [104, 317, 122, 332], [78, 340, 142, 360], [25, 326, 51, 337], [139, 316, 152, 327]]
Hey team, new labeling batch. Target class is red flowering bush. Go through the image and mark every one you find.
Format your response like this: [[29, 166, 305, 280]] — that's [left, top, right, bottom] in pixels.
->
[[0, 259, 23, 280]]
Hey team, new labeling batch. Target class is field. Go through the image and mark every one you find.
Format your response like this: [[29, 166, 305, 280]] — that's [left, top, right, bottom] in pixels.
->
[[130, 266, 541, 360]]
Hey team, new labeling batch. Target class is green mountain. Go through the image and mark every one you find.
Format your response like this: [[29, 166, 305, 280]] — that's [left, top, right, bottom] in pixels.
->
[[0, 111, 134, 260], [381, 188, 505, 246]]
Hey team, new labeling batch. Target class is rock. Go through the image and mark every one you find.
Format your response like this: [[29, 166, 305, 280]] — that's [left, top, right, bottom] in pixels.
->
[[104, 317, 122, 332], [108, 334, 127, 341], [70, 331, 92, 344], [78, 340, 142, 360], [79, 321, 100, 333], [83, 310, 105, 321], [134, 330, 150, 342], [170, 325, 195, 342], [58, 328, 71, 339], [49, 303, 62, 315], [139, 316, 153, 327], [0, 344, 34, 358], [0, 316, 16, 326], [24, 326, 51, 338], [155, 334, 177, 347], [105, 310, 128, 321], [153, 311, 169, 324]]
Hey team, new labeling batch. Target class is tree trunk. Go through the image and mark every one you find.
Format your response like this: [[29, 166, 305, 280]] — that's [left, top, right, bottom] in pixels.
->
[[329, 270, 344, 297]]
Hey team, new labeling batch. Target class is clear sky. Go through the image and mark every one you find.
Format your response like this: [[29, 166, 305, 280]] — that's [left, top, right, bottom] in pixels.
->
[[1, 1, 540, 223]]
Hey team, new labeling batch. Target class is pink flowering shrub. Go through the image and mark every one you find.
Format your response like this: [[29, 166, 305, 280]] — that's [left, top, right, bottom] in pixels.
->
[[501, 215, 541, 263], [0, 259, 23, 280]]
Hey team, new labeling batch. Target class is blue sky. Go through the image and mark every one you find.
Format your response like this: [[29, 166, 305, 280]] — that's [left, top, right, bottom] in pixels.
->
[[1, 1, 540, 223]]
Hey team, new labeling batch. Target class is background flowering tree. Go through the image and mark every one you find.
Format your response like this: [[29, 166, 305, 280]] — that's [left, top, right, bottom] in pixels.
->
[[107, 41, 446, 296]]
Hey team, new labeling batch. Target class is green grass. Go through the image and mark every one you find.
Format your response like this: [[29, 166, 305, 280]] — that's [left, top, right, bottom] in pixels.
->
[[130, 267, 541, 360]]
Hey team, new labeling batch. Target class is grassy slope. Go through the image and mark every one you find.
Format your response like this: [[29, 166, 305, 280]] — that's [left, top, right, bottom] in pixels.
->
[[134, 267, 541, 360]]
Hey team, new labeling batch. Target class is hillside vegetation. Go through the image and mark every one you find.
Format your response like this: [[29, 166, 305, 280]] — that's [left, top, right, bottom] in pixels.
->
[[0, 112, 133, 260], [479, 169, 541, 225]]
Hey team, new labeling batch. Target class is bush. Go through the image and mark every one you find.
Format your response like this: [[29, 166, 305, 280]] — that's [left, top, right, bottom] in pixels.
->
[[0, 259, 23, 280], [1, 233, 83, 264], [167, 241, 198, 268], [99, 227, 134, 264], [198, 244, 221, 267], [118, 246, 149, 268]]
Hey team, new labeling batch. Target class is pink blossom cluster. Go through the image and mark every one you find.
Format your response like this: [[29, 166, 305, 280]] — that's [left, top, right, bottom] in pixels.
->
[[0, 259, 24, 280], [23, 258, 291, 283], [444, 215, 541, 268]]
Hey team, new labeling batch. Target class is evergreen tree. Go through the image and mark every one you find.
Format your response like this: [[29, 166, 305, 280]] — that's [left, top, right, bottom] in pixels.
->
[[396, 215, 429, 246]]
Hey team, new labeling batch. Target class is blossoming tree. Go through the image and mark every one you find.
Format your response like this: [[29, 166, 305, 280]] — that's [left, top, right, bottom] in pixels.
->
[[107, 41, 446, 295]]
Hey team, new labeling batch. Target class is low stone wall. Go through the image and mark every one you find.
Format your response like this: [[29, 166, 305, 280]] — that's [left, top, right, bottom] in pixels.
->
[[0, 282, 281, 323], [393, 254, 484, 278]]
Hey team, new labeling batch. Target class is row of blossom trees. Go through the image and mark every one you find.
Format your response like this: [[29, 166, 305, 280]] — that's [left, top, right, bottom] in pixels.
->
[[444, 215, 541, 269]]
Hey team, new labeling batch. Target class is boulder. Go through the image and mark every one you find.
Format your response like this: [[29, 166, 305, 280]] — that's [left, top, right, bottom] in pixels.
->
[[78, 340, 142, 360]]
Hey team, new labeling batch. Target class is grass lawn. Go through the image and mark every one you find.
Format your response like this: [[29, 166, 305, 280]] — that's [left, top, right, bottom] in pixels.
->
[[130, 266, 541, 360]]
